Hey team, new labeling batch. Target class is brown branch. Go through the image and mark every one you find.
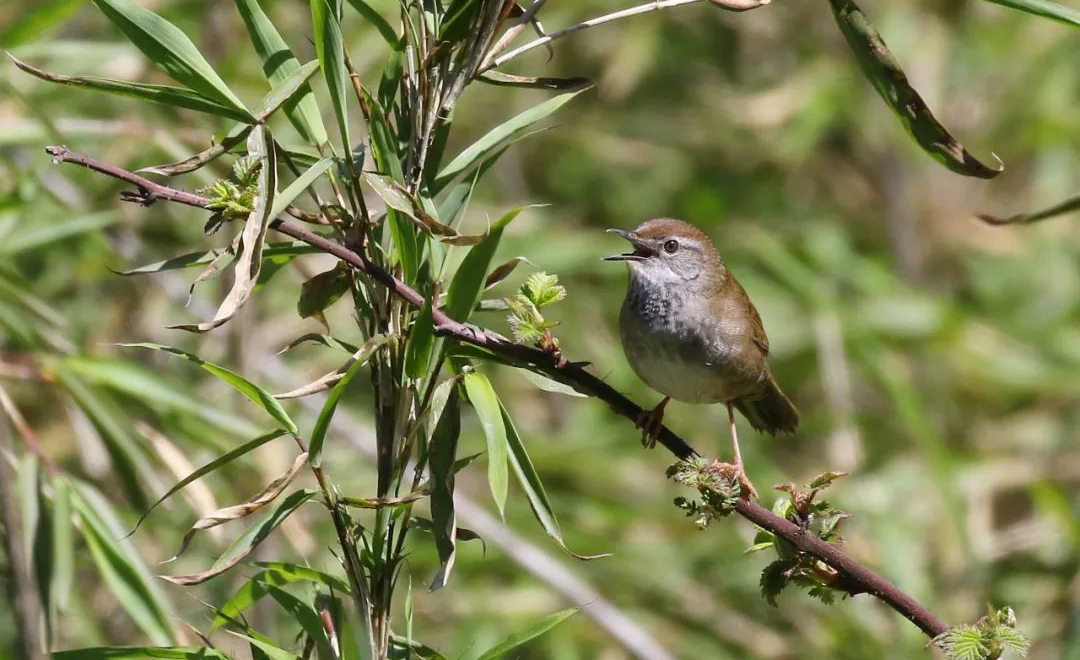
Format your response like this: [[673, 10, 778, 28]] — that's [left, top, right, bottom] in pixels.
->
[[44, 145, 950, 640]]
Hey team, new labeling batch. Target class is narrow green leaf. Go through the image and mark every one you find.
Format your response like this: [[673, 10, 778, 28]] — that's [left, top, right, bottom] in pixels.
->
[[137, 125, 251, 176], [428, 389, 460, 591], [500, 403, 608, 559], [478, 71, 593, 90], [53, 648, 231, 660], [235, 0, 328, 144], [269, 156, 335, 218], [121, 343, 299, 435], [226, 631, 302, 660], [11, 56, 251, 122], [976, 0, 1080, 26], [344, 0, 400, 45], [311, 0, 351, 157], [55, 368, 155, 509], [50, 477, 74, 614], [309, 334, 390, 467], [462, 371, 507, 519], [827, 0, 1002, 179], [114, 242, 320, 277], [298, 264, 351, 319], [979, 191, 1080, 226], [444, 206, 528, 322], [266, 586, 333, 658], [162, 489, 316, 585], [0, 0, 81, 48], [432, 89, 589, 192], [212, 563, 349, 629], [70, 482, 176, 645], [276, 333, 359, 355], [128, 429, 287, 536], [473, 607, 579, 660], [91, 0, 250, 117], [518, 369, 587, 398], [252, 59, 321, 122], [404, 298, 435, 380]]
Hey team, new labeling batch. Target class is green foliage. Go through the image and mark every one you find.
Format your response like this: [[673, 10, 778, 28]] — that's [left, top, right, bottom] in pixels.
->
[[504, 271, 566, 347], [668, 457, 742, 527], [933, 607, 1030, 660]]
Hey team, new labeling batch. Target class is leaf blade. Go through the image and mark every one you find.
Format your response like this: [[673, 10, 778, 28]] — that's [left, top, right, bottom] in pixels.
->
[[462, 372, 507, 519]]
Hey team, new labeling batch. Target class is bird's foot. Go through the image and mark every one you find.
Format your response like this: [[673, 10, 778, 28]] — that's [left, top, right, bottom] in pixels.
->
[[734, 461, 758, 500], [635, 396, 670, 449]]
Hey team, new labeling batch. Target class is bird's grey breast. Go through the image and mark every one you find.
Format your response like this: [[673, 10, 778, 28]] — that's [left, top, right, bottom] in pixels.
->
[[620, 273, 744, 403]]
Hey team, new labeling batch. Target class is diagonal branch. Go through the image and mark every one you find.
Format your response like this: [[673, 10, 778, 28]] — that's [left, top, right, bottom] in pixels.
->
[[44, 145, 950, 639]]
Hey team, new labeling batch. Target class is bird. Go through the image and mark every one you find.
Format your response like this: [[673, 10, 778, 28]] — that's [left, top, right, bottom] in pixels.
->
[[604, 218, 798, 497]]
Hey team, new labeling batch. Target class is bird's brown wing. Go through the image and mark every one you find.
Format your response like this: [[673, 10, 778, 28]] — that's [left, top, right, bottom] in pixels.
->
[[729, 275, 769, 356]]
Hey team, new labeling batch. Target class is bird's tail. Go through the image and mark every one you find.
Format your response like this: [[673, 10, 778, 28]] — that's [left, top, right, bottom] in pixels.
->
[[735, 375, 799, 435]]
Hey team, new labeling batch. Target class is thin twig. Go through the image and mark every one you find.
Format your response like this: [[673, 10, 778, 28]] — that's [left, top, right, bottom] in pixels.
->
[[45, 146, 950, 640], [482, 0, 769, 73]]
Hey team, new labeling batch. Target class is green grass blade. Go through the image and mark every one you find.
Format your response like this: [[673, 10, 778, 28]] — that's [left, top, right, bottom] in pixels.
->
[[976, 0, 1080, 26], [127, 429, 287, 536], [90, 0, 250, 117], [120, 343, 299, 435], [53, 648, 231, 660], [344, 0, 400, 45], [252, 59, 321, 122], [70, 482, 176, 645], [10, 55, 251, 122], [162, 490, 317, 585], [311, 0, 351, 158], [309, 334, 390, 467], [432, 89, 589, 192], [443, 206, 528, 322], [473, 607, 579, 660], [462, 371, 507, 520], [270, 156, 335, 218], [428, 389, 460, 591], [235, 0, 328, 144], [404, 298, 435, 380], [827, 0, 1002, 179]]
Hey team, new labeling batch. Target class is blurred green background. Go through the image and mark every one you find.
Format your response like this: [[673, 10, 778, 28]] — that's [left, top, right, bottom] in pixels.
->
[[1, 0, 1078, 658]]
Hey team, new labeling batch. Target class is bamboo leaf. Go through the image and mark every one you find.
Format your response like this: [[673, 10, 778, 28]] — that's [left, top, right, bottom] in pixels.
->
[[226, 632, 302, 660], [478, 71, 593, 90], [428, 389, 460, 591], [252, 59, 322, 122], [0, 207, 116, 256], [501, 404, 606, 559], [90, 0, 250, 117], [136, 126, 250, 177], [50, 477, 74, 615], [518, 369, 587, 398], [276, 333, 359, 355], [462, 371, 507, 520], [127, 429, 288, 536], [213, 562, 350, 629], [121, 343, 299, 435], [432, 89, 589, 192], [311, 0, 351, 157], [978, 191, 1080, 225], [827, 0, 1002, 179], [235, 0, 328, 144], [269, 156, 335, 218], [309, 334, 390, 467], [10, 55, 251, 122], [162, 489, 316, 585], [298, 264, 351, 319], [170, 125, 278, 331], [166, 452, 308, 563], [53, 648, 231, 660], [344, 0, 400, 45], [444, 207, 529, 322], [473, 607, 579, 660], [976, 0, 1080, 26], [113, 242, 320, 277], [265, 586, 334, 658], [404, 298, 435, 380], [70, 482, 176, 644]]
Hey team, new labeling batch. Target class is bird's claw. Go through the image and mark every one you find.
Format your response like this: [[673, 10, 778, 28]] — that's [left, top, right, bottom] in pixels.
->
[[635, 397, 669, 450]]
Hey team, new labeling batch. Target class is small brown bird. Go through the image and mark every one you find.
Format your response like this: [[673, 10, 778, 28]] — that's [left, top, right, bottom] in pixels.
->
[[605, 218, 798, 495]]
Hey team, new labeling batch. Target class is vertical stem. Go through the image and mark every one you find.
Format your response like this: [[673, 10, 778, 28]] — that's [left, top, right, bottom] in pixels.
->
[[0, 428, 44, 660]]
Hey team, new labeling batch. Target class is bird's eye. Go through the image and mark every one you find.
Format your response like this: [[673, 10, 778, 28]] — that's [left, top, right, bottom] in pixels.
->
[[663, 239, 679, 254]]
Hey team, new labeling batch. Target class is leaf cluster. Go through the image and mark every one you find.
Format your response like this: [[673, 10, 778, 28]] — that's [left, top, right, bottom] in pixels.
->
[[932, 607, 1030, 660], [667, 457, 743, 528], [504, 272, 567, 348]]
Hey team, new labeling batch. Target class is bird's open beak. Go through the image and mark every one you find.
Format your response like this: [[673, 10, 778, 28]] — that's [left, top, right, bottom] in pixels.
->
[[603, 228, 654, 261]]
